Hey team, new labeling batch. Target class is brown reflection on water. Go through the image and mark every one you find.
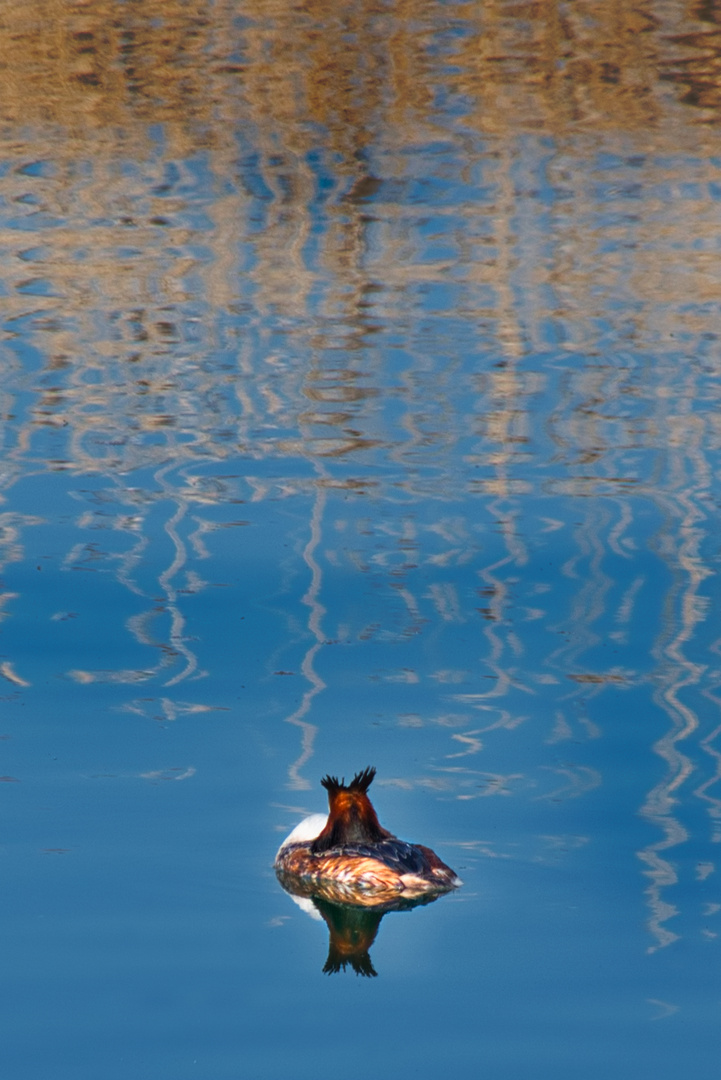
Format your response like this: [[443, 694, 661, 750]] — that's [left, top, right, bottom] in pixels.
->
[[1, 1, 721, 414], [2, 0, 721, 141], [453, 0, 721, 134]]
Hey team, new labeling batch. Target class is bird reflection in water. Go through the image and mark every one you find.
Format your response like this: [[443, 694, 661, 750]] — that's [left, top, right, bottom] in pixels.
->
[[275, 767, 460, 975], [277, 875, 450, 977]]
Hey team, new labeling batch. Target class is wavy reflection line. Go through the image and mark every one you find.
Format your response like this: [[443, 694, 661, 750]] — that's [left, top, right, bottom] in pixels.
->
[[538, 764, 602, 801], [62, 478, 194, 685], [283, 482, 326, 790], [159, 493, 200, 687], [640, 409, 711, 951], [606, 497, 634, 559], [112, 466, 204, 687], [696, 700, 721, 844], [696, 580, 721, 842], [548, 501, 612, 687], [113, 512, 150, 598], [476, 546, 535, 701], [612, 573, 645, 642], [448, 702, 528, 736], [0, 660, 31, 687], [647, 998, 680, 1021], [447, 729, 484, 758]]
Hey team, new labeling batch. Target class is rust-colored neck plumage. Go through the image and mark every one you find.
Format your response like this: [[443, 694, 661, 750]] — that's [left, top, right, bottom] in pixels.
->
[[311, 767, 392, 853]]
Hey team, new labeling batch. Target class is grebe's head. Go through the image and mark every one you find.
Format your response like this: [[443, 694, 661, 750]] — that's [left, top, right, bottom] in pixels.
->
[[311, 766, 392, 852]]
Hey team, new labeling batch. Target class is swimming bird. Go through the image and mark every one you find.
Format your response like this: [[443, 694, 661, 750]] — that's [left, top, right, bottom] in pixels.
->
[[275, 767, 461, 906]]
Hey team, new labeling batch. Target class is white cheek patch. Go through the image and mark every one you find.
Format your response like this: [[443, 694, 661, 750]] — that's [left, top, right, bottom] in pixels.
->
[[276, 813, 328, 857]]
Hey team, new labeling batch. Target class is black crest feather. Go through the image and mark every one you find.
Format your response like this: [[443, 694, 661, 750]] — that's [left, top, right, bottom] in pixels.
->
[[321, 766, 376, 795]]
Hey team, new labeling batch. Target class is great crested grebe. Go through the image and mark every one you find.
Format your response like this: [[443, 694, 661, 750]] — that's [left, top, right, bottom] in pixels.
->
[[275, 767, 461, 905]]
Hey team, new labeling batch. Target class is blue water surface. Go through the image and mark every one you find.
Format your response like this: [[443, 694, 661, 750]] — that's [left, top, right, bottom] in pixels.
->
[[2, 4, 721, 1078]]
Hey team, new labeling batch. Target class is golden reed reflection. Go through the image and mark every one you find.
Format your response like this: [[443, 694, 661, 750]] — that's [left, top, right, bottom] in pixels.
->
[[0, 1, 720, 385], [2, 0, 721, 142]]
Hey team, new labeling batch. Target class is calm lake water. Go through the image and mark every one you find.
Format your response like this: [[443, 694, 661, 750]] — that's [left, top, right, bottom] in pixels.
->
[[2, 1, 721, 1076]]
